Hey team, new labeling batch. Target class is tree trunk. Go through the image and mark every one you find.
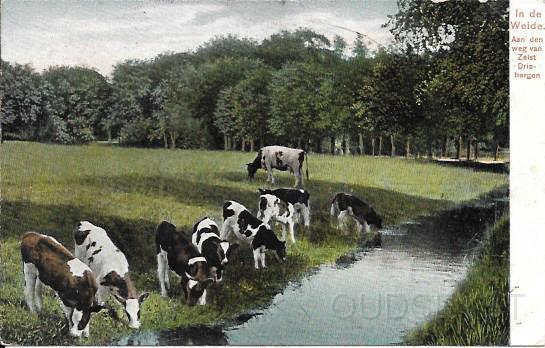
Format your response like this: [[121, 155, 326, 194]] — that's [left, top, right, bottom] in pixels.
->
[[474, 140, 479, 160], [241, 138, 245, 152], [344, 134, 350, 155], [390, 134, 395, 157], [456, 135, 462, 160], [316, 138, 322, 153], [297, 138, 302, 149], [164, 133, 169, 149], [330, 136, 335, 154], [442, 136, 448, 158], [494, 142, 500, 161], [466, 138, 471, 161], [427, 141, 433, 159], [250, 139, 254, 152], [170, 132, 176, 149], [371, 136, 375, 156], [378, 136, 383, 156], [405, 137, 410, 158], [358, 133, 364, 155]]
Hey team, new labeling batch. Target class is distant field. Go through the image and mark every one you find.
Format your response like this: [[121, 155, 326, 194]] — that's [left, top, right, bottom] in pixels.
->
[[0, 142, 508, 345]]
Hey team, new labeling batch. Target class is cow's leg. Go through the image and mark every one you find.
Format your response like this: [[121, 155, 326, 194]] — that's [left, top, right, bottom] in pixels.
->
[[220, 220, 232, 240], [289, 221, 296, 243], [198, 290, 207, 306], [34, 278, 43, 313], [62, 304, 74, 330], [281, 224, 287, 242], [260, 250, 267, 268], [157, 253, 168, 297], [337, 210, 348, 232], [83, 321, 90, 338], [97, 285, 109, 305], [253, 249, 261, 269], [23, 263, 38, 312], [303, 204, 311, 228]]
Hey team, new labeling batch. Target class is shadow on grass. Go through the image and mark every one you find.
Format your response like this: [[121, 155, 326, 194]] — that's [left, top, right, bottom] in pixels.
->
[[75, 171, 455, 227]]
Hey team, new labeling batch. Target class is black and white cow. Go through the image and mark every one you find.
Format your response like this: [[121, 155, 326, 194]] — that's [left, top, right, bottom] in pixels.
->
[[258, 188, 311, 228], [221, 200, 286, 269], [257, 194, 297, 243], [246, 146, 308, 188], [330, 193, 383, 233], [191, 217, 239, 282], [21, 232, 105, 337], [155, 221, 214, 305], [74, 221, 149, 329]]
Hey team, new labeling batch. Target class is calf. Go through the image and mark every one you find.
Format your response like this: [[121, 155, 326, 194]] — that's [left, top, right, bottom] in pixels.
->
[[74, 221, 149, 329], [247, 145, 308, 188], [330, 193, 383, 233], [156, 221, 214, 305], [21, 232, 104, 337], [221, 200, 286, 269], [257, 194, 297, 243], [258, 188, 311, 228], [191, 217, 239, 282]]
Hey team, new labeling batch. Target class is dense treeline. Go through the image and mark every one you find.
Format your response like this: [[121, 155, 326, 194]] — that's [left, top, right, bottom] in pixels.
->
[[0, 0, 508, 159]]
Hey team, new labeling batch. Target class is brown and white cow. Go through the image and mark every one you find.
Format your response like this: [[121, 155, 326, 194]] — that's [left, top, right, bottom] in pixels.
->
[[155, 221, 214, 305], [21, 232, 105, 337], [246, 146, 308, 188]]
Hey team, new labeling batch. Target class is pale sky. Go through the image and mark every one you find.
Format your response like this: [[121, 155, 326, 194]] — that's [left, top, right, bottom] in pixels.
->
[[1, 0, 398, 76]]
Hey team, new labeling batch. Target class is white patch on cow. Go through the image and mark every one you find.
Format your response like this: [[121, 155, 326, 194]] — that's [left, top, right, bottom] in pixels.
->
[[188, 257, 207, 266], [220, 241, 229, 254], [188, 279, 198, 289], [125, 299, 140, 329], [198, 290, 206, 305], [69, 309, 84, 337], [192, 225, 219, 254], [67, 258, 91, 277]]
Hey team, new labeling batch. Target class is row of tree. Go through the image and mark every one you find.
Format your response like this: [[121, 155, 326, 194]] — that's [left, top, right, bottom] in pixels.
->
[[0, 0, 508, 159]]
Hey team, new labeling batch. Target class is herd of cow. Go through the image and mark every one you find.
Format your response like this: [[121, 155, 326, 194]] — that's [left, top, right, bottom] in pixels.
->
[[18, 146, 383, 338]]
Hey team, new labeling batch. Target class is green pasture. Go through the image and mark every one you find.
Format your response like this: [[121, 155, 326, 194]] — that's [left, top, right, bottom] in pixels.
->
[[0, 141, 507, 345]]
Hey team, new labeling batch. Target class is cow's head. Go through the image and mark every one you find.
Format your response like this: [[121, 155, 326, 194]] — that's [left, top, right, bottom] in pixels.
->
[[257, 195, 288, 223], [275, 240, 287, 262], [183, 258, 213, 305], [113, 292, 149, 329], [68, 274, 106, 337], [246, 162, 259, 179], [69, 303, 106, 337], [367, 209, 383, 229]]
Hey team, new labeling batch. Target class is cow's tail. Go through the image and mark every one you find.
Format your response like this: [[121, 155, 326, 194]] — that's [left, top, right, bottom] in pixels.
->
[[305, 152, 309, 180]]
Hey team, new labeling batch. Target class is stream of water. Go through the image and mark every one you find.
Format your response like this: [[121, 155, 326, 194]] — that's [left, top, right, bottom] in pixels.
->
[[118, 194, 508, 345]]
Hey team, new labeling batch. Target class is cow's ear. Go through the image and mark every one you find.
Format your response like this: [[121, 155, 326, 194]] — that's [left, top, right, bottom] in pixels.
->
[[138, 292, 150, 303], [258, 188, 264, 194]]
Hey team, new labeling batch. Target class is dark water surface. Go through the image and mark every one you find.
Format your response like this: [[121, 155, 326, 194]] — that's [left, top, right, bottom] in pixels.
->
[[118, 193, 508, 345]]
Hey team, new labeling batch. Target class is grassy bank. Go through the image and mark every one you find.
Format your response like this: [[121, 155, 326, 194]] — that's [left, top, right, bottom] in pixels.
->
[[404, 213, 509, 345], [0, 142, 508, 345]]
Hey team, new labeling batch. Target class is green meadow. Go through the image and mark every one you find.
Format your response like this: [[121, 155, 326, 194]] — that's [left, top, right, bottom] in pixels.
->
[[0, 142, 508, 345]]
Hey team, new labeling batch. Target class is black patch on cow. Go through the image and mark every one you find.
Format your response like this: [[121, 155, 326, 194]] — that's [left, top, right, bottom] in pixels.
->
[[101, 271, 129, 298], [237, 210, 262, 234], [333, 193, 383, 228], [259, 196, 268, 212], [252, 225, 286, 260], [195, 228, 220, 246], [90, 242, 96, 247], [87, 256, 94, 263], [223, 202, 235, 220], [74, 228, 91, 246], [298, 151, 305, 168], [259, 188, 310, 206], [246, 150, 262, 179]]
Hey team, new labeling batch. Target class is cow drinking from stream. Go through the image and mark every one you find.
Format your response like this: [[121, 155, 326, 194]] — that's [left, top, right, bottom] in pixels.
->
[[74, 221, 149, 329], [156, 221, 214, 305], [246, 146, 308, 188], [330, 193, 383, 234]]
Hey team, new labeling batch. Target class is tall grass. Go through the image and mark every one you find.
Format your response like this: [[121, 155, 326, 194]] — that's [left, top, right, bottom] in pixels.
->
[[0, 142, 508, 345], [404, 213, 510, 345]]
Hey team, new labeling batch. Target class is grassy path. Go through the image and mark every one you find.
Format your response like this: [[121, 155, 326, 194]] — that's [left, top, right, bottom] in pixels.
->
[[0, 142, 508, 345]]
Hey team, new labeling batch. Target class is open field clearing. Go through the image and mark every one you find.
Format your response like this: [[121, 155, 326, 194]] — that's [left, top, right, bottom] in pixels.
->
[[0, 142, 508, 345]]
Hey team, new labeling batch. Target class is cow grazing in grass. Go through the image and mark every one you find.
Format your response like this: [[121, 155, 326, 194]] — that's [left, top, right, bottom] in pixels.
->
[[258, 188, 311, 229], [155, 221, 214, 305], [74, 221, 149, 329], [257, 194, 297, 243], [221, 200, 286, 269], [246, 146, 308, 188], [21, 232, 105, 337], [191, 217, 239, 282], [330, 193, 383, 233]]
